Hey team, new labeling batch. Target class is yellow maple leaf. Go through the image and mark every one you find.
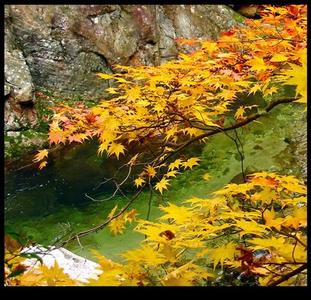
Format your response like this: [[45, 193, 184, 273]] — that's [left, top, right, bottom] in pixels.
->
[[281, 196, 307, 208], [218, 89, 237, 101], [263, 208, 283, 230], [162, 262, 213, 286], [248, 236, 286, 252], [134, 177, 145, 188], [208, 242, 237, 270], [99, 130, 117, 144], [165, 170, 179, 178], [18, 271, 46, 286], [283, 207, 307, 229], [263, 86, 278, 97], [107, 142, 125, 159], [97, 141, 109, 156], [146, 165, 156, 178], [270, 53, 288, 62], [105, 87, 119, 94], [234, 106, 245, 120], [248, 56, 269, 72], [39, 261, 77, 286], [281, 178, 307, 194], [107, 205, 118, 219], [86, 269, 123, 286], [39, 161, 48, 170], [168, 159, 182, 171], [284, 62, 307, 103], [201, 41, 218, 53], [182, 157, 200, 169], [109, 217, 126, 235], [159, 203, 193, 224], [126, 86, 141, 101], [182, 127, 204, 137], [235, 220, 268, 237], [154, 178, 170, 194], [203, 173, 211, 181], [91, 249, 121, 271], [33, 149, 49, 162], [97, 72, 115, 80], [122, 245, 167, 267], [165, 126, 179, 142], [248, 83, 262, 95]]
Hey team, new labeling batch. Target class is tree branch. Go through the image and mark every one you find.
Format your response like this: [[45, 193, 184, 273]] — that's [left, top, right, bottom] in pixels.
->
[[57, 183, 147, 247], [267, 264, 307, 286], [55, 97, 299, 246], [160, 97, 299, 164]]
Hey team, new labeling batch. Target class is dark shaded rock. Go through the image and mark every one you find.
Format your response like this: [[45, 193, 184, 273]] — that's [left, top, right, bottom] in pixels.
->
[[4, 97, 37, 132]]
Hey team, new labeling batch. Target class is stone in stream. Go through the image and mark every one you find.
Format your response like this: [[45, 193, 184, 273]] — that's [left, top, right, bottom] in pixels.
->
[[22, 245, 102, 283]]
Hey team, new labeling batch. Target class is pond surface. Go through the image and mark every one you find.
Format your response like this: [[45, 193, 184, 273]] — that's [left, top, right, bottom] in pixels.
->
[[4, 104, 306, 262]]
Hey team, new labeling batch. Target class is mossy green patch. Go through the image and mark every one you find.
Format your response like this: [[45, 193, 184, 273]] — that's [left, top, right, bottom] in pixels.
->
[[232, 11, 246, 23]]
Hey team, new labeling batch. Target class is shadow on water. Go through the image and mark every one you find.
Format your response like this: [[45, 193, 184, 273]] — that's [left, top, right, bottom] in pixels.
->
[[5, 140, 117, 219], [4, 102, 306, 262]]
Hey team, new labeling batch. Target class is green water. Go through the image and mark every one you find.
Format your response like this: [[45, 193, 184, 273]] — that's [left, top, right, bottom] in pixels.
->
[[5, 103, 306, 263]]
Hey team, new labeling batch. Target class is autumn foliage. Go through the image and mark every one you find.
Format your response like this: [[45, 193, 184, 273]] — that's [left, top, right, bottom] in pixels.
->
[[6, 5, 307, 286]]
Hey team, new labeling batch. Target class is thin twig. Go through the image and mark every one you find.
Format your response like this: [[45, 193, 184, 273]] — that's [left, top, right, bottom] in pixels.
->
[[57, 183, 147, 247], [159, 97, 299, 165], [146, 182, 153, 221]]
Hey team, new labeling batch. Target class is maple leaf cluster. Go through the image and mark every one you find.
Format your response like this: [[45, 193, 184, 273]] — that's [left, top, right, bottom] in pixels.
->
[[17, 4, 307, 287], [5, 172, 307, 286], [34, 6, 306, 191]]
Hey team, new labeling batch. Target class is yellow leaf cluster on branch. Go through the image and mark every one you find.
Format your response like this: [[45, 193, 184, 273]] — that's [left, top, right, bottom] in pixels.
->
[[6, 172, 307, 286], [34, 5, 306, 180]]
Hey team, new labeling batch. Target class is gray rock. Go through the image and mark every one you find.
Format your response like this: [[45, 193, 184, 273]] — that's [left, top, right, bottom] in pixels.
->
[[4, 98, 38, 131], [22, 245, 102, 283], [5, 50, 33, 103], [5, 5, 37, 133], [6, 5, 239, 98]]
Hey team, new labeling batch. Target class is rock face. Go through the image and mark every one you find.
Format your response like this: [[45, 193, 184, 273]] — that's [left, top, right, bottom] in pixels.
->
[[5, 11, 37, 132], [5, 5, 238, 99], [4, 4, 239, 156]]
